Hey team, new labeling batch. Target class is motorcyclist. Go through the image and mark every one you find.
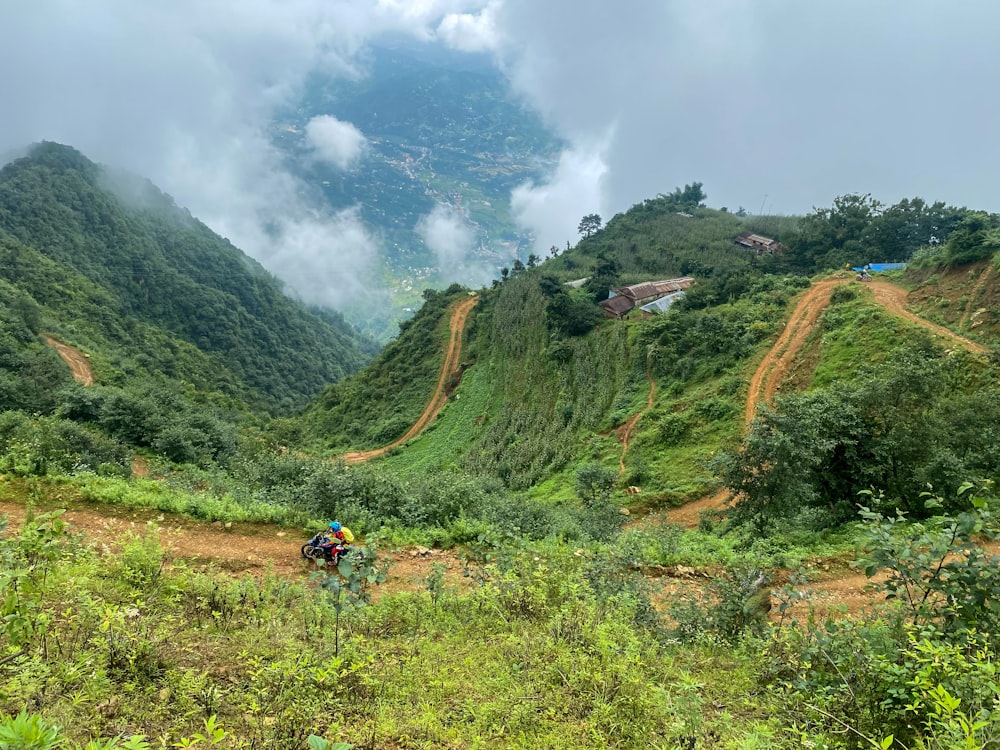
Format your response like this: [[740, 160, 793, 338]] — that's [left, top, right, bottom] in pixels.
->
[[319, 521, 355, 560], [326, 521, 355, 545]]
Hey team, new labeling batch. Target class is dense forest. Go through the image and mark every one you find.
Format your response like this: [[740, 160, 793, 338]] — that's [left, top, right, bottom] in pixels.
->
[[0, 142, 378, 415], [2, 148, 1000, 748]]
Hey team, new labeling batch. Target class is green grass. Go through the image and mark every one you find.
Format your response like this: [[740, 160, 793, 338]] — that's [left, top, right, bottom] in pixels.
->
[[1, 519, 768, 749], [808, 292, 921, 388], [1, 474, 318, 528], [379, 362, 492, 475]]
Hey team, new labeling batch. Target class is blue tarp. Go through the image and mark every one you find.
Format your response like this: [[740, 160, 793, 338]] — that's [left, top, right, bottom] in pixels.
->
[[852, 263, 907, 272]]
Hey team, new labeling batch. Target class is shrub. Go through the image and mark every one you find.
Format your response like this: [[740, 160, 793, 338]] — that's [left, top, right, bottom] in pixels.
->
[[668, 562, 772, 643], [118, 532, 164, 590], [857, 482, 1000, 634]]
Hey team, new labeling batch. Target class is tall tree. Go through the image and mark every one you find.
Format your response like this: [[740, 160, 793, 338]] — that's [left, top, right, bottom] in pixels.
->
[[578, 213, 602, 238]]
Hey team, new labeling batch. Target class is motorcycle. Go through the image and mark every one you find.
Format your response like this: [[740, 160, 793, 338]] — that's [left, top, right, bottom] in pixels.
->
[[301, 532, 363, 565]]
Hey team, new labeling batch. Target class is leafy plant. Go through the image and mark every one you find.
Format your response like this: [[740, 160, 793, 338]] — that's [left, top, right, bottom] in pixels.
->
[[668, 562, 772, 643], [857, 482, 1000, 633], [315, 547, 388, 655]]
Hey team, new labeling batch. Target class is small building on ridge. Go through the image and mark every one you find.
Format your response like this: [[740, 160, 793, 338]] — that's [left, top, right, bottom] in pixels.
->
[[735, 232, 783, 255], [599, 277, 695, 319]]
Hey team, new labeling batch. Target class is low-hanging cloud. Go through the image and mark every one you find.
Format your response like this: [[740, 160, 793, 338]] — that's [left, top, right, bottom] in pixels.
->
[[416, 203, 495, 287], [492, 0, 1000, 252], [436, 0, 500, 52], [264, 207, 379, 308], [0, 0, 483, 312], [510, 144, 609, 253], [306, 115, 367, 170]]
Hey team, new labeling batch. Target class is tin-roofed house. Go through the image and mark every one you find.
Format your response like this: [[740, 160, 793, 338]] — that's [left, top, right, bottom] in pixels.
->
[[599, 277, 695, 319], [735, 233, 783, 255]]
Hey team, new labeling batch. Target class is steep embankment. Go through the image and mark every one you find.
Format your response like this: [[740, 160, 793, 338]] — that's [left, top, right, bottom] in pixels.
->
[[1, 142, 376, 411], [340, 295, 477, 463], [1, 276, 992, 614], [616, 355, 656, 478], [869, 279, 988, 354], [744, 279, 843, 427]]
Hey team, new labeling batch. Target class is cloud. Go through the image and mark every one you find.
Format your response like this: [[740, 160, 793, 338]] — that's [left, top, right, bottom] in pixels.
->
[[436, 0, 499, 52], [510, 144, 609, 253], [493, 0, 1000, 250], [0, 0, 472, 311], [416, 203, 495, 286], [306, 115, 367, 169], [3, 0, 999, 305], [262, 207, 379, 309]]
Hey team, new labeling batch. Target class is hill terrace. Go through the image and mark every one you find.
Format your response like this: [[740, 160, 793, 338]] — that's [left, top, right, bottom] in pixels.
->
[[735, 232, 783, 255], [599, 277, 695, 319]]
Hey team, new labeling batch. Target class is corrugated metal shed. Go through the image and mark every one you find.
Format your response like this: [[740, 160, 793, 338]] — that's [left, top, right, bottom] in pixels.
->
[[640, 290, 686, 314], [617, 277, 695, 302]]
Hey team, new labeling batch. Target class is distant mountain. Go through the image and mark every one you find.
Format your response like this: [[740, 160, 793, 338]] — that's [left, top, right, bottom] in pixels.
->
[[0, 142, 377, 413]]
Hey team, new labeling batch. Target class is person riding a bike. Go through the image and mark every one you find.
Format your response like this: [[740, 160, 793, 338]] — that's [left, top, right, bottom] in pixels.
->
[[326, 521, 354, 544], [317, 521, 354, 556], [302, 521, 361, 565]]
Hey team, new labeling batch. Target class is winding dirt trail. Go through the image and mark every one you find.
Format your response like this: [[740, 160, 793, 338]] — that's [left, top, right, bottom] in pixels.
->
[[2, 278, 992, 616], [3, 494, 959, 619], [616, 355, 656, 478], [0, 499, 469, 600], [668, 276, 989, 526], [744, 279, 843, 428], [43, 335, 94, 386], [870, 280, 988, 354], [340, 295, 477, 464]]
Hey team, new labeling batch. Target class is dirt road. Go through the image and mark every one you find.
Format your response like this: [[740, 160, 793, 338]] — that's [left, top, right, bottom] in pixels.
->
[[2, 278, 991, 615], [340, 295, 477, 464], [744, 279, 843, 428], [0, 499, 469, 600], [669, 276, 989, 526], [869, 280, 987, 354]]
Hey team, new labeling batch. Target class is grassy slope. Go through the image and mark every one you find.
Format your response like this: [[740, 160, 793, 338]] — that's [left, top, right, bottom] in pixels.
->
[[0, 514, 762, 749], [302, 287, 468, 451], [905, 258, 999, 342], [4, 235, 1000, 749], [310, 204, 811, 503]]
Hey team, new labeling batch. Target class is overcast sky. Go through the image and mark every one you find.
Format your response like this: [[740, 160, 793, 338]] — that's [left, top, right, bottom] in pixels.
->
[[2, 0, 998, 308]]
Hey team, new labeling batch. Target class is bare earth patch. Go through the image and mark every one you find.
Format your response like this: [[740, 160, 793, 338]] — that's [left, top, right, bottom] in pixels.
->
[[667, 276, 988, 527], [43, 335, 94, 385]]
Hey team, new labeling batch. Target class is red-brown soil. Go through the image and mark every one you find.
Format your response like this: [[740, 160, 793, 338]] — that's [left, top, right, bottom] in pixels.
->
[[616, 357, 656, 477], [3, 278, 993, 618], [43, 335, 94, 386], [340, 295, 477, 464], [0, 499, 468, 599], [667, 276, 989, 527]]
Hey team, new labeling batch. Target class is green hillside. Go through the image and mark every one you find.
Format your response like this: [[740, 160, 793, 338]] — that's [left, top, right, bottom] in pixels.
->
[[0, 142, 377, 414], [302, 187, 999, 509], [2, 169, 1000, 749]]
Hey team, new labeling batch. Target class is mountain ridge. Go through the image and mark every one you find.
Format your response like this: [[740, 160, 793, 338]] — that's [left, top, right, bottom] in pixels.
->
[[0, 141, 378, 413]]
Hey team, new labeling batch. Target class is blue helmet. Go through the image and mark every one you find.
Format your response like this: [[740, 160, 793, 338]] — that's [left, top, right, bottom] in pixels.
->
[[329, 521, 341, 532]]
